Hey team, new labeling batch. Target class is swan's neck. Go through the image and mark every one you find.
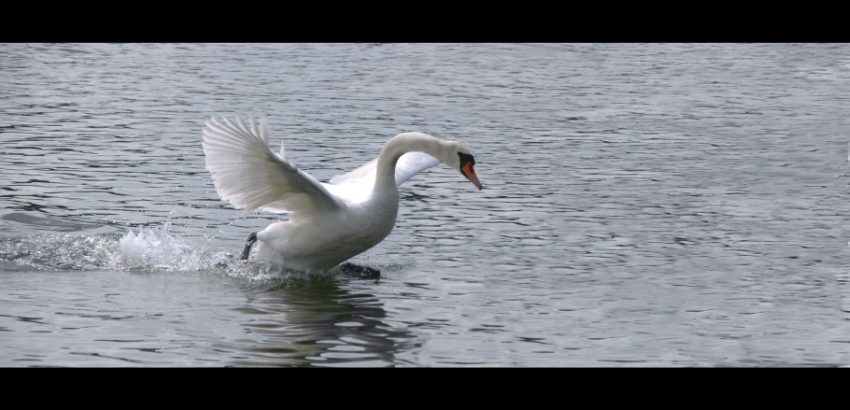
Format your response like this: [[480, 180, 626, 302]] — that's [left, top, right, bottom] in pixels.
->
[[374, 132, 446, 195]]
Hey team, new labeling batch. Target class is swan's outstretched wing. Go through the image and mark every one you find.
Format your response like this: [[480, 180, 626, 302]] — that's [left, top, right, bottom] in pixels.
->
[[202, 116, 344, 216], [328, 151, 440, 188], [325, 151, 440, 203], [396, 152, 442, 185]]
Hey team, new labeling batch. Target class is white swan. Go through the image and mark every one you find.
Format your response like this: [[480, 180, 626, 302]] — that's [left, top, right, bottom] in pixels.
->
[[202, 116, 482, 272]]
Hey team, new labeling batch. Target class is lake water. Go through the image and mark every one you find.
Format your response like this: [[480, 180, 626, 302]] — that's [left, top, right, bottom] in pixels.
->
[[1, 43, 848, 367]]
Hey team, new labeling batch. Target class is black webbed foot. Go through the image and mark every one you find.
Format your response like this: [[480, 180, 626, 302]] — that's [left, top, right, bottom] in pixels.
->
[[339, 262, 381, 277], [240, 232, 257, 260]]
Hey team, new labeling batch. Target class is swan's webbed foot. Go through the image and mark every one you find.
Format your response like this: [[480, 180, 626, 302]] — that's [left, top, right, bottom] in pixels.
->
[[339, 262, 381, 277], [240, 232, 257, 260]]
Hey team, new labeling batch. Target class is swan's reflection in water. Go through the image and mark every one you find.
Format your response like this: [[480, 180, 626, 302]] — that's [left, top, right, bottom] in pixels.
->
[[218, 273, 416, 367]]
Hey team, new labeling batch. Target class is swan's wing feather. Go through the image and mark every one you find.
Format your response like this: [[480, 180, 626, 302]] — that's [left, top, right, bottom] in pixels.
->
[[328, 158, 378, 186], [394, 151, 440, 186], [328, 151, 440, 190], [202, 116, 344, 216]]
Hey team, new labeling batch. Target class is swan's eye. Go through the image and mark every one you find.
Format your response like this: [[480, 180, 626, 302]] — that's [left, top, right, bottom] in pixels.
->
[[458, 152, 475, 167]]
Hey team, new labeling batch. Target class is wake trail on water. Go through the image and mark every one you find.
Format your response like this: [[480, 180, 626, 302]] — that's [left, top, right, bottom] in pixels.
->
[[0, 220, 236, 273], [0, 219, 348, 284], [0, 205, 401, 286]]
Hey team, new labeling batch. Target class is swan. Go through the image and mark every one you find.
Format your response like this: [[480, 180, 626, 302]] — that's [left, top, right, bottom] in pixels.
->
[[201, 116, 482, 272]]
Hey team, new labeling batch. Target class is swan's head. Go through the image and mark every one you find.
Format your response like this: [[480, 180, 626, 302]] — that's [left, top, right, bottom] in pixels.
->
[[444, 141, 483, 190], [384, 132, 483, 190]]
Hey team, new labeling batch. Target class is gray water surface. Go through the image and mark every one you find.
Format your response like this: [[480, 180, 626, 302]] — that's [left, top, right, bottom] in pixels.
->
[[0, 43, 848, 366]]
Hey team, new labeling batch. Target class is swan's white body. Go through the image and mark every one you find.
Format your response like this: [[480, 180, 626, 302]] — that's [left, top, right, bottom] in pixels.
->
[[202, 116, 482, 271]]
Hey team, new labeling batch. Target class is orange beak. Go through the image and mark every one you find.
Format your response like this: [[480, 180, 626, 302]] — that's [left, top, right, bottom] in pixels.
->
[[461, 161, 483, 190]]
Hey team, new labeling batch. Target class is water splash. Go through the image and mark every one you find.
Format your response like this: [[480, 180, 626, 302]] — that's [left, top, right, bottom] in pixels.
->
[[118, 222, 308, 281], [118, 221, 211, 271], [116, 222, 333, 282], [0, 220, 225, 273], [0, 218, 384, 286]]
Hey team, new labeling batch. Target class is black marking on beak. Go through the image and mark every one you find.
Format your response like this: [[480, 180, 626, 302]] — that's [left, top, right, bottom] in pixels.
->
[[458, 152, 482, 190]]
